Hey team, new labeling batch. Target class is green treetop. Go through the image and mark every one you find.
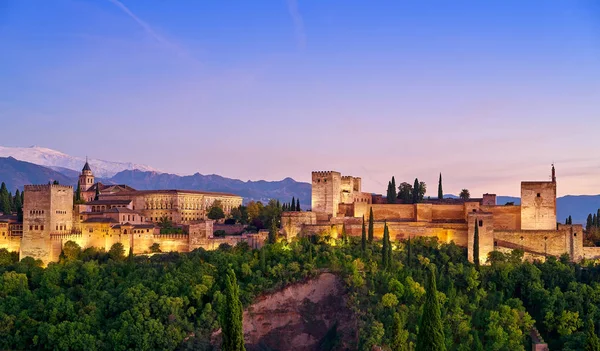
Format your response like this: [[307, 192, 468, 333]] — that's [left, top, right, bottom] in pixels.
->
[[361, 215, 367, 253], [586, 318, 600, 351], [438, 173, 443, 200], [412, 178, 420, 204], [473, 219, 480, 270]]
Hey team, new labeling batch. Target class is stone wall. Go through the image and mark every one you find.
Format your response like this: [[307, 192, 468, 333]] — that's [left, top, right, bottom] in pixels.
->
[[521, 181, 556, 230], [493, 224, 583, 260], [482, 205, 521, 230], [468, 212, 495, 264], [582, 247, 600, 260], [355, 203, 415, 221], [431, 204, 464, 222], [281, 212, 317, 239]]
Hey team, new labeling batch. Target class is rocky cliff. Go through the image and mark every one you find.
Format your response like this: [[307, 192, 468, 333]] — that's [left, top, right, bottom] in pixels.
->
[[243, 272, 355, 351]]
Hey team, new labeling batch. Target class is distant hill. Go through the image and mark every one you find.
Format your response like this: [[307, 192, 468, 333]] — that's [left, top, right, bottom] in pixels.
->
[[109, 170, 311, 206], [0, 157, 75, 191], [0, 146, 160, 178]]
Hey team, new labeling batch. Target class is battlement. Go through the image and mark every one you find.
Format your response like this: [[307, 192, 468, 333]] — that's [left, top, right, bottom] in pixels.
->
[[341, 176, 353, 180], [24, 184, 73, 192], [312, 171, 340, 178]]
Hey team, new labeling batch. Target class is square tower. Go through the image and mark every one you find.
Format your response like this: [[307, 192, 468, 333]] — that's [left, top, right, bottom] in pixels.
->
[[20, 184, 73, 264], [311, 171, 341, 217], [520, 181, 556, 230]]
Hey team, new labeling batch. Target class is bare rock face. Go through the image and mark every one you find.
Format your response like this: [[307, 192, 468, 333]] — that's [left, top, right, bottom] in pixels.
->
[[243, 273, 355, 351]]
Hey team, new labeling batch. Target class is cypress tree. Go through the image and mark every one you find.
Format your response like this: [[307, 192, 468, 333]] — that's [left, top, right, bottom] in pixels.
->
[[361, 215, 367, 253], [0, 182, 8, 214], [14, 189, 22, 211], [587, 214, 593, 232], [75, 183, 82, 203], [387, 231, 393, 270], [341, 224, 347, 244], [7, 191, 13, 212], [586, 318, 600, 351], [415, 265, 446, 351], [260, 247, 267, 273], [438, 173, 443, 200], [473, 219, 480, 270], [391, 176, 397, 203], [412, 178, 420, 204], [387, 181, 393, 203], [568, 215, 572, 225], [472, 330, 484, 351], [368, 207, 374, 243], [20, 191, 23, 209], [597, 209, 600, 228], [220, 269, 246, 351], [382, 221, 389, 270], [594, 214, 598, 228], [268, 218, 278, 244], [390, 312, 408, 351], [296, 198, 300, 212], [276, 199, 281, 209], [291, 197, 295, 211]]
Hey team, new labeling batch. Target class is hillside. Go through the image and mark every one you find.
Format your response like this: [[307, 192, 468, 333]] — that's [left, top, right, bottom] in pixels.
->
[[0, 157, 75, 191]]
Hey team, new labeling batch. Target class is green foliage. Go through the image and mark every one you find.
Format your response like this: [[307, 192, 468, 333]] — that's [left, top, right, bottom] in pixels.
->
[[416, 265, 446, 351], [473, 220, 480, 270], [62, 241, 82, 261], [586, 318, 600, 351], [413, 178, 420, 204], [459, 189, 470, 200], [207, 201, 225, 221], [220, 269, 245, 351], [0, 182, 11, 214], [108, 243, 125, 260], [368, 207, 374, 243], [268, 218, 278, 244], [150, 243, 161, 253], [361, 216, 367, 253], [387, 177, 397, 203]]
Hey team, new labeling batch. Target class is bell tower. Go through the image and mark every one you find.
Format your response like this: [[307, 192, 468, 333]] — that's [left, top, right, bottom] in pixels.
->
[[79, 158, 95, 191]]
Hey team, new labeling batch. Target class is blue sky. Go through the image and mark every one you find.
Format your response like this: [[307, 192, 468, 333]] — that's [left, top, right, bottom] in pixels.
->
[[1, 0, 599, 196]]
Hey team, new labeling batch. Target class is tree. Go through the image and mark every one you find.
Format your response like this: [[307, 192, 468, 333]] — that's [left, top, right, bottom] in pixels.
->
[[208, 201, 225, 221], [416, 265, 446, 351], [149, 243, 161, 253], [390, 312, 409, 351], [361, 216, 367, 253], [296, 198, 300, 212], [108, 243, 125, 260], [587, 214, 593, 232], [62, 241, 82, 261], [94, 185, 100, 201], [568, 215, 572, 225], [382, 221, 389, 270], [268, 218, 278, 244], [398, 182, 413, 203], [586, 318, 600, 351], [438, 173, 443, 200], [52, 180, 59, 185], [473, 219, 480, 270], [412, 178, 420, 204], [75, 183, 82, 203], [220, 269, 245, 351], [459, 189, 470, 200], [391, 176, 397, 202], [368, 207, 374, 243], [0, 182, 10, 214], [341, 224, 347, 244], [291, 197, 295, 211]]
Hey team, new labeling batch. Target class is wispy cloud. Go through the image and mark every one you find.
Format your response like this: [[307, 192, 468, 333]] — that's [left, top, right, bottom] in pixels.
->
[[107, 0, 193, 61], [286, 0, 306, 49]]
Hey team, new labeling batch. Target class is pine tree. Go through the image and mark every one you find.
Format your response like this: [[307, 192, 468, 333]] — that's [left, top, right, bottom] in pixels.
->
[[361, 215, 367, 253], [296, 198, 300, 212], [416, 265, 446, 351], [368, 207, 374, 243], [586, 318, 600, 351], [268, 218, 278, 244], [473, 219, 480, 270], [412, 178, 420, 204], [438, 173, 443, 200], [220, 269, 246, 351], [382, 221, 389, 270]]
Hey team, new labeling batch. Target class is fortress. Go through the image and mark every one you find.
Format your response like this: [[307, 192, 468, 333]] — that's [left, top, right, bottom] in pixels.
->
[[0, 161, 263, 265], [283, 167, 600, 263]]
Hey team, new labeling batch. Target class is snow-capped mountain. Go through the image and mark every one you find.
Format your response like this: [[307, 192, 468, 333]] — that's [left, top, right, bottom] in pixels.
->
[[0, 146, 161, 178]]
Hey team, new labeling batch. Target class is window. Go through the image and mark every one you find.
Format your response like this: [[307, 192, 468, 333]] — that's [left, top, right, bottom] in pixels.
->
[[574, 233, 577, 237], [35, 225, 38, 230], [56, 225, 58, 230], [29, 225, 33, 230], [478, 220, 483, 227], [40, 225, 44, 230], [472, 209, 476, 212], [537, 193, 541, 197]]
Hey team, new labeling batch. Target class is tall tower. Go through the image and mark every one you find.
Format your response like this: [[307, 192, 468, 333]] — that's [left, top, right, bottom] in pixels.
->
[[20, 184, 74, 265], [520, 165, 557, 230], [79, 158, 95, 191], [311, 171, 342, 217]]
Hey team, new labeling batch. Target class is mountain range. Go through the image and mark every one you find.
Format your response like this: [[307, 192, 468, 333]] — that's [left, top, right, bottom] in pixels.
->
[[0, 146, 599, 224]]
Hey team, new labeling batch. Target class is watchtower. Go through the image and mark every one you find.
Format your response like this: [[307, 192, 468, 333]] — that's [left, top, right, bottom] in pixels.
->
[[520, 165, 557, 230], [311, 171, 342, 218], [79, 158, 95, 191]]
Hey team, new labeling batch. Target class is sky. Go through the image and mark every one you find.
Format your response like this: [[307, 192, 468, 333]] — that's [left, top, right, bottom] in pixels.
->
[[1, 0, 599, 197]]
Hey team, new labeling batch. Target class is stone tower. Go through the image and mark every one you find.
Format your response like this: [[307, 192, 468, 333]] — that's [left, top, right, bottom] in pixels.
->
[[20, 184, 73, 265], [311, 171, 342, 217], [520, 165, 557, 230], [79, 159, 94, 191]]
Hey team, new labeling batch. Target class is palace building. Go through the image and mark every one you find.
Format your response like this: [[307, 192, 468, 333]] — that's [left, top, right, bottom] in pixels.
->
[[0, 162, 261, 266], [282, 166, 600, 263]]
